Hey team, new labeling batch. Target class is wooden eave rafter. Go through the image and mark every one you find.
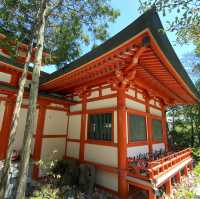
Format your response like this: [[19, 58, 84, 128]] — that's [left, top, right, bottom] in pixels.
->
[[39, 31, 195, 105], [39, 33, 147, 92]]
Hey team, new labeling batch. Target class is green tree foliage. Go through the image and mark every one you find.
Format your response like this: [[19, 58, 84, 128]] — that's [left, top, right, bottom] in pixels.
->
[[0, 0, 120, 67], [0, 1, 120, 198], [139, 0, 200, 71], [167, 80, 200, 149]]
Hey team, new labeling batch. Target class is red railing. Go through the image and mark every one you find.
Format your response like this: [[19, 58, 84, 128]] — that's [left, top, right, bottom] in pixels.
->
[[127, 148, 192, 180]]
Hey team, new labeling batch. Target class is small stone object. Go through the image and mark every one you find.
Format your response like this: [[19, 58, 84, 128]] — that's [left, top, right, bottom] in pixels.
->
[[79, 164, 95, 194]]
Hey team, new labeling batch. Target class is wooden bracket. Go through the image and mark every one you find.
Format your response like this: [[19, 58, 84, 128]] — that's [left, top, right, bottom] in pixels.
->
[[75, 86, 91, 99], [110, 69, 136, 91]]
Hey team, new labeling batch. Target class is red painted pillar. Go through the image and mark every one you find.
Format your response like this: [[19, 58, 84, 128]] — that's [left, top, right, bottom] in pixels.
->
[[189, 161, 193, 170], [175, 171, 181, 183], [79, 94, 87, 162], [184, 166, 188, 176], [145, 95, 153, 154], [32, 105, 46, 179], [162, 106, 168, 151], [149, 189, 156, 199], [0, 97, 15, 159], [117, 87, 128, 199], [165, 178, 173, 196]]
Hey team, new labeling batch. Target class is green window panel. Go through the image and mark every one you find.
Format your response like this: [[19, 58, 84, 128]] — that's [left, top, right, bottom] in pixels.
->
[[88, 113, 112, 141], [152, 119, 163, 141], [129, 114, 147, 142]]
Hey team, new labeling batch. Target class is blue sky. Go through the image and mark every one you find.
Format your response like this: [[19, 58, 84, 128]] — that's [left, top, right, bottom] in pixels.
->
[[43, 0, 196, 75], [108, 0, 195, 57]]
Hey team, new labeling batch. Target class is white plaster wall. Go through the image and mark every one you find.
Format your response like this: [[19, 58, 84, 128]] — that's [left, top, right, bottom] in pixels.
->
[[150, 107, 162, 117], [152, 143, 165, 152], [88, 90, 99, 99], [0, 72, 11, 83], [73, 95, 81, 102], [137, 92, 145, 101], [126, 98, 146, 112], [70, 104, 82, 112], [66, 141, 80, 158], [43, 110, 68, 134], [114, 111, 117, 143], [68, 115, 81, 139], [156, 101, 161, 108], [96, 169, 118, 191], [0, 94, 7, 98], [41, 138, 65, 160], [126, 88, 136, 97], [149, 99, 155, 105], [14, 108, 38, 151], [49, 103, 65, 108], [127, 145, 149, 158], [87, 98, 117, 110], [84, 144, 118, 167], [0, 101, 5, 130], [102, 87, 116, 96], [14, 108, 27, 151]]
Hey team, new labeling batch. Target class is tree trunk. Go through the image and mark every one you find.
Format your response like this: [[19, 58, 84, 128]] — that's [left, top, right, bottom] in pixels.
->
[[0, 42, 33, 198], [15, 1, 48, 198]]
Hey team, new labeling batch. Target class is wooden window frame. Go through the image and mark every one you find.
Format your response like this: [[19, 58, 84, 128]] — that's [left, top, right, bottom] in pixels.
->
[[127, 109, 148, 146], [151, 115, 163, 143], [86, 109, 115, 146]]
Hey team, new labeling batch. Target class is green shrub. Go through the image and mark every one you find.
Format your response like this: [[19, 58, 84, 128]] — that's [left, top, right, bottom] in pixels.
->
[[192, 147, 200, 162]]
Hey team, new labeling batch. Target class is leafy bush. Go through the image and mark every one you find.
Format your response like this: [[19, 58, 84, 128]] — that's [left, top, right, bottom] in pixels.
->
[[30, 185, 85, 199], [192, 147, 200, 162], [51, 159, 79, 186], [173, 180, 196, 199]]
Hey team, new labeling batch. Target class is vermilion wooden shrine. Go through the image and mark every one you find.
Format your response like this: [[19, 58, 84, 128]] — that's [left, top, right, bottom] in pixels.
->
[[0, 9, 199, 199]]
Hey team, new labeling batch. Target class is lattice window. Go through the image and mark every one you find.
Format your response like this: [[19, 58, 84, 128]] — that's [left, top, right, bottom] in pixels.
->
[[88, 113, 112, 141], [152, 119, 163, 141], [129, 114, 147, 142]]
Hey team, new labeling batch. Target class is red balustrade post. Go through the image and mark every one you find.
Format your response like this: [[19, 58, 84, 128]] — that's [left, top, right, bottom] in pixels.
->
[[165, 178, 173, 196], [184, 166, 188, 176], [149, 189, 156, 199], [175, 171, 181, 183], [189, 161, 193, 170]]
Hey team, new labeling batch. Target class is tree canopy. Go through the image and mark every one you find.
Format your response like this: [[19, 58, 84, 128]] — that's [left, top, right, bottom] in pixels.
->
[[0, 0, 120, 66]]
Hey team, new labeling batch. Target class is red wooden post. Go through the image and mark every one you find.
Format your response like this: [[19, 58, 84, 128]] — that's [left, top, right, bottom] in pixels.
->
[[117, 87, 128, 198], [145, 94, 153, 154], [0, 97, 15, 159], [184, 166, 188, 176], [162, 106, 168, 151], [165, 178, 173, 196], [149, 189, 156, 199], [175, 171, 181, 183], [188, 161, 193, 170], [79, 93, 87, 162]]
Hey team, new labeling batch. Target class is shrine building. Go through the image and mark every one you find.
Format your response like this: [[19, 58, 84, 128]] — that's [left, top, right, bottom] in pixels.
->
[[0, 9, 199, 199]]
